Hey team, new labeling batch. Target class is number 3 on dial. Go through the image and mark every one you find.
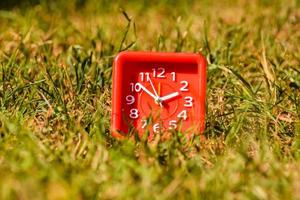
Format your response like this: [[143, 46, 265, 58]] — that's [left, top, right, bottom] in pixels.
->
[[184, 96, 193, 107]]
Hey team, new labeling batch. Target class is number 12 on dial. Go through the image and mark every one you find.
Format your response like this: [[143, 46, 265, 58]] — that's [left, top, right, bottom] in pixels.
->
[[111, 52, 207, 139]]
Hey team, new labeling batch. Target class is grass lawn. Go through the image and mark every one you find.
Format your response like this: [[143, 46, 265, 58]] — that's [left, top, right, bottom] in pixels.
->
[[0, 0, 299, 199]]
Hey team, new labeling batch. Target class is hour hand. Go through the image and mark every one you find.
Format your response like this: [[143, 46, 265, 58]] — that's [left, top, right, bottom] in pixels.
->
[[136, 83, 157, 100], [160, 92, 180, 101]]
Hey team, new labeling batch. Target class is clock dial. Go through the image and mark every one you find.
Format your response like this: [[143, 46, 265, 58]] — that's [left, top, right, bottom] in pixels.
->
[[122, 66, 200, 135], [139, 81, 179, 120], [111, 52, 206, 138]]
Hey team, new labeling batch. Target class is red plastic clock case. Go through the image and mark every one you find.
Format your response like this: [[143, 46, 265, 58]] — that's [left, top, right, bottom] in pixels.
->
[[111, 51, 207, 138]]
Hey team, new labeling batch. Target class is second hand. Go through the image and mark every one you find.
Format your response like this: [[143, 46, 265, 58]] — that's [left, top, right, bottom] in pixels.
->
[[148, 77, 163, 107]]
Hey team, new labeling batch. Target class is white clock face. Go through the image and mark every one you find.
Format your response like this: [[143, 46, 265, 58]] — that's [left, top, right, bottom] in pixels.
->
[[123, 66, 199, 134]]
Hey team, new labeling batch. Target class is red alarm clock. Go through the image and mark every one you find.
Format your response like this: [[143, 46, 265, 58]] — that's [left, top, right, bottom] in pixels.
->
[[111, 51, 206, 138]]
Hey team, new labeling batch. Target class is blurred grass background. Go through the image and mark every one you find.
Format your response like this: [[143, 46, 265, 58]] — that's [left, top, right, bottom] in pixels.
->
[[0, 0, 299, 199]]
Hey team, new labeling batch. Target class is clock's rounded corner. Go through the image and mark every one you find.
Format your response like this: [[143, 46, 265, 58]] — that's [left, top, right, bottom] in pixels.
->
[[111, 128, 126, 139], [114, 51, 130, 66], [194, 53, 207, 68]]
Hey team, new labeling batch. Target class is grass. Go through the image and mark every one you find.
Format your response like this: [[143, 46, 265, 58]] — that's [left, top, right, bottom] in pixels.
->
[[0, 0, 299, 199]]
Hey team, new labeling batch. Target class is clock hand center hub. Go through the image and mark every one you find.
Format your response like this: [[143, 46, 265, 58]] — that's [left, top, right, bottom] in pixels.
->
[[155, 97, 162, 104]]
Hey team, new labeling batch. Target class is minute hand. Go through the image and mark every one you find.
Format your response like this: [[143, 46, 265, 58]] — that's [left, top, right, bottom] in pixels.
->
[[160, 92, 180, 101], [136, 83, 157, 100]]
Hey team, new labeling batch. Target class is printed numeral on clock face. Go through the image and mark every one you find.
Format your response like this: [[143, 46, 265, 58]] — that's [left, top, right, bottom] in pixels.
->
[[140, 119, 178, 132], [139, 68, 177, 82]]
